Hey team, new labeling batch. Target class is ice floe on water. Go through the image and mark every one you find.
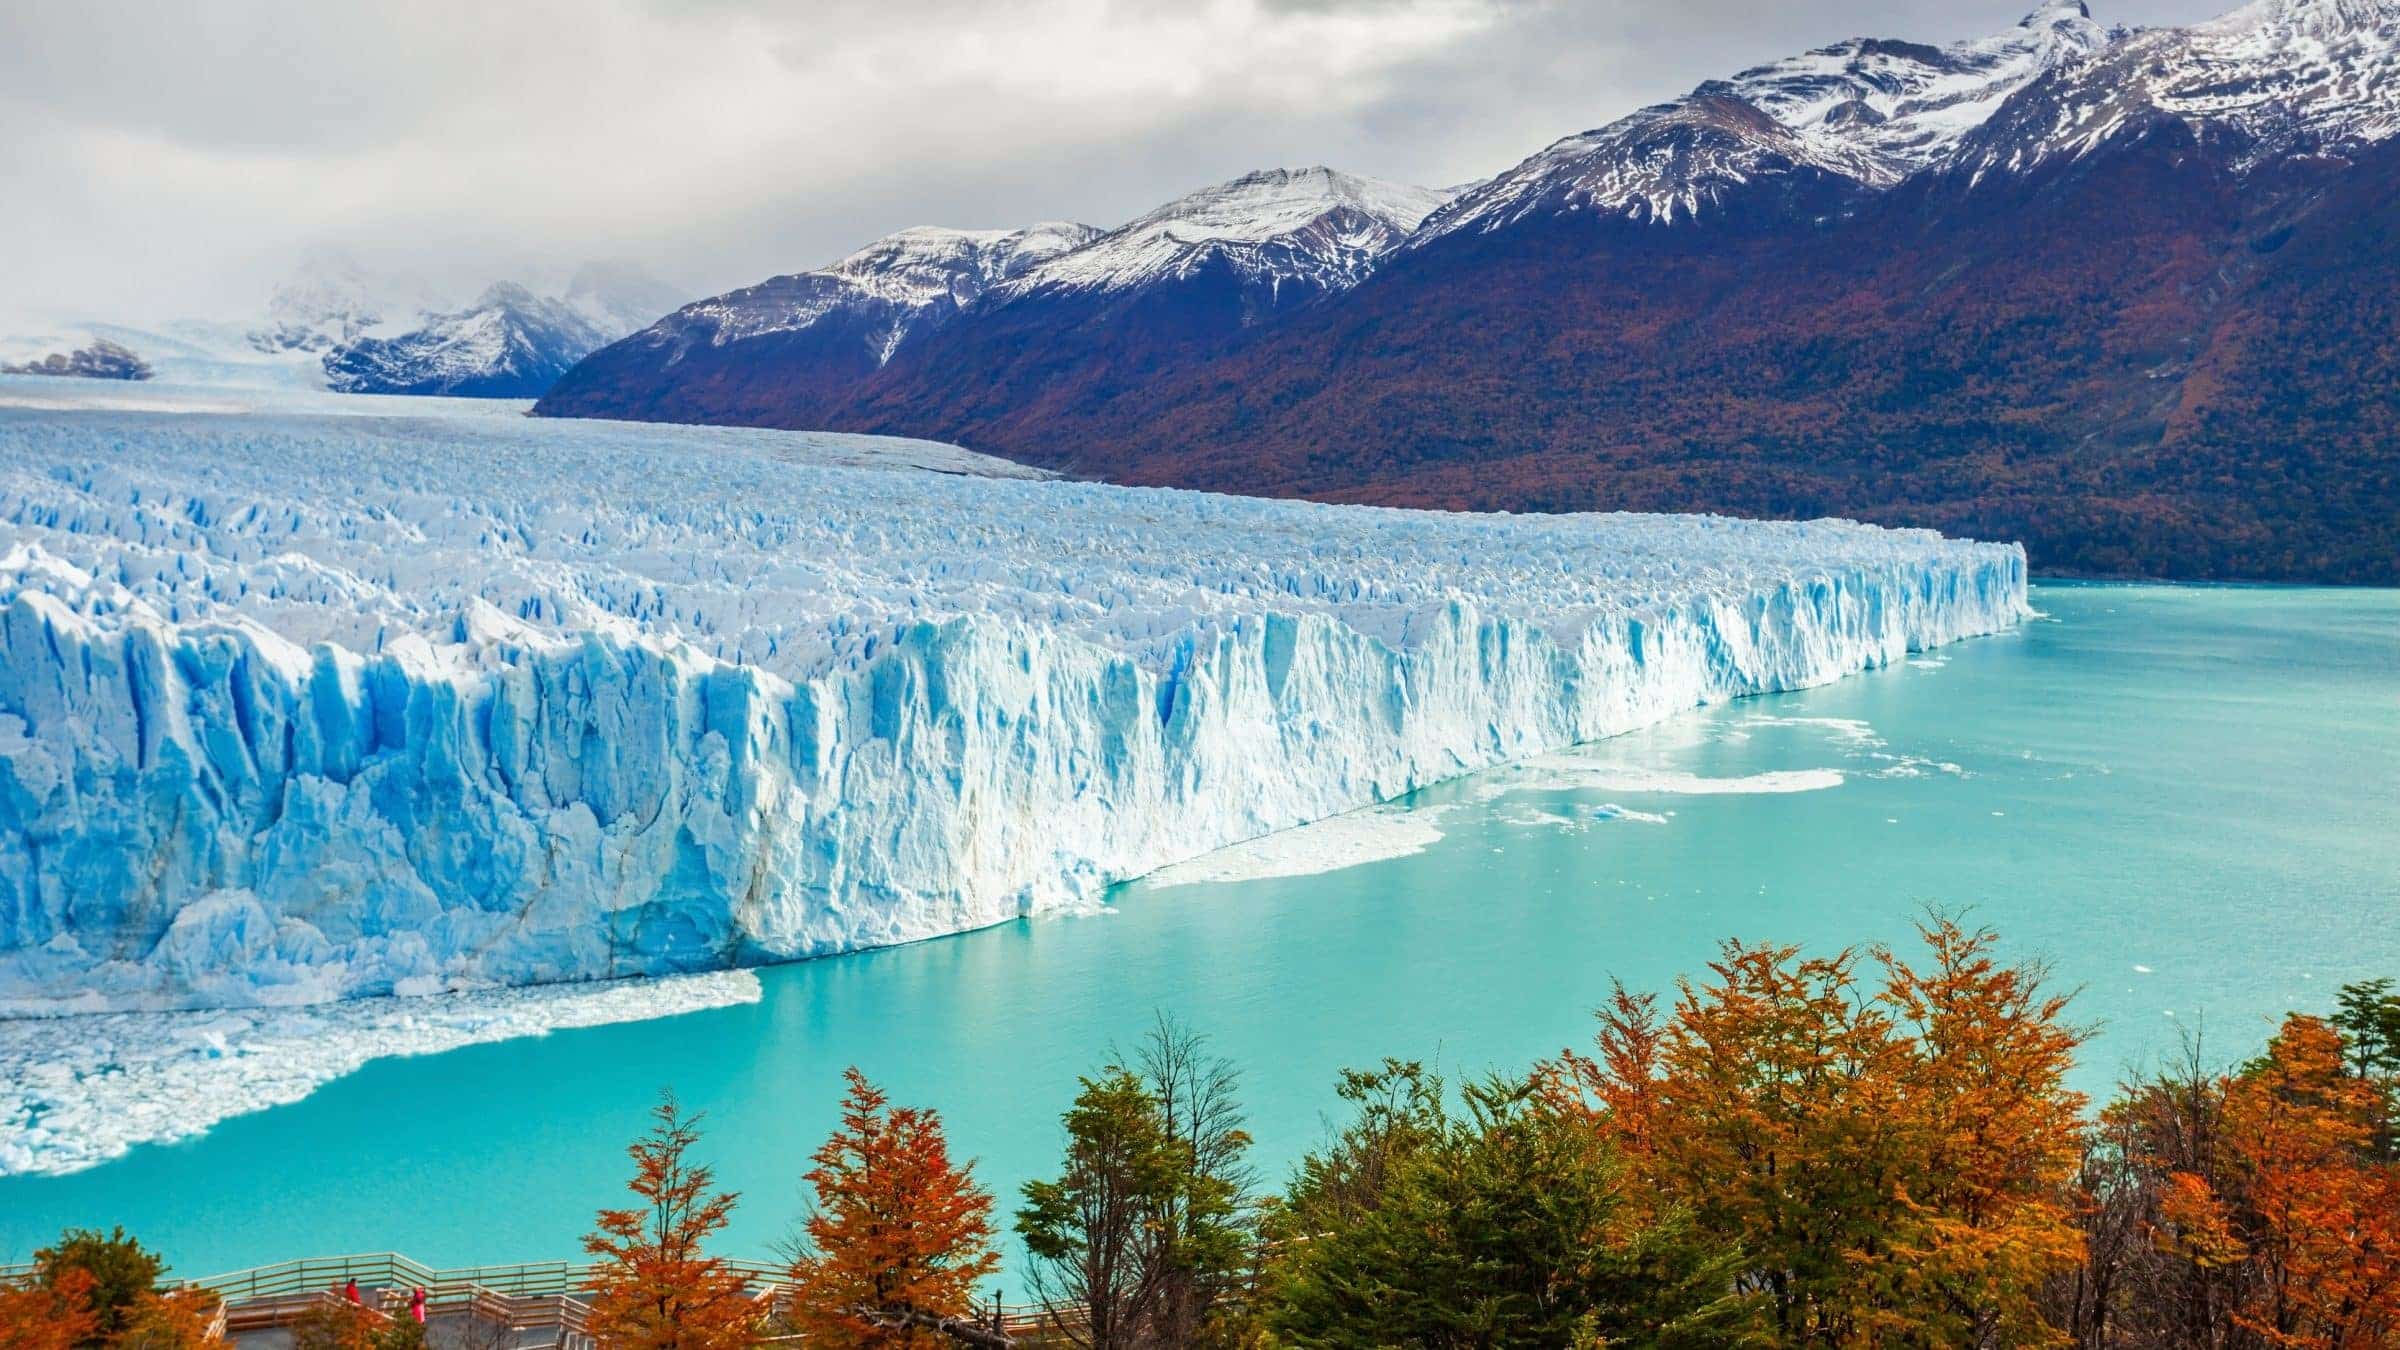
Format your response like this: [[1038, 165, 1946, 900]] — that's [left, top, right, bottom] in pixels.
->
[[1590, 804, 1672, 824], [1140, 709, 1961, 880], [1144, 805, 1451, 888], [1495, 801, 1671, 830], [1876, 756, 1967, 779], [1729, 713, 1967, 780], [0, 970, 760, 1177], [1461, 704, 1981, 844], [1482, 760, 1850, 798], [1736, 715, 1884, 748]]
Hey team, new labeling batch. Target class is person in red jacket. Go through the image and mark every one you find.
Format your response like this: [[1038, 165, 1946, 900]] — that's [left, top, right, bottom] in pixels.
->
[[409, 1287, 428, 1324], [343, 1277, 361, 1306]]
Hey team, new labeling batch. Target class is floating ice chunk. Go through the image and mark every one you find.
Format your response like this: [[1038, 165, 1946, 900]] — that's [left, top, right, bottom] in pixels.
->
[[1479, 760, 1847, 798], [1499, 804, 1583, 830], [0, 971, 760, 1177], [1145, 805, 1449, 888], [1590, 803, 1671, 824], [1499, 800, 1671, 830], [1738, 715, 1883, 748]]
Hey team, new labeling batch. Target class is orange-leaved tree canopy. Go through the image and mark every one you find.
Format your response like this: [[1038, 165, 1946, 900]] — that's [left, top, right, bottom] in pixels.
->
[[2215, 1015, 2399, 1347], [2078, 1006, 2400, 1348], [785, 1068, 1003, 1348], [0, 1268, 101, 1350], [1546, 914, 2089, 1347], [0, 1226, 226, 1350], [110, 1288, 230, 1350], [583, 1091, 760, 1350]]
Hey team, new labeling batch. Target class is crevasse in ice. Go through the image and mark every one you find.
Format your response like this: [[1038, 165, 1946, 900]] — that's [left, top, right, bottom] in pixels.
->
[[0, 388, 2028, 1012]]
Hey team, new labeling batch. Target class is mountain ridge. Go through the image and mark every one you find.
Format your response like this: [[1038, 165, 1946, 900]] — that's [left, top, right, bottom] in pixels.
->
[[536, 167, 1445, 428], [533, 0, 2400, 582]]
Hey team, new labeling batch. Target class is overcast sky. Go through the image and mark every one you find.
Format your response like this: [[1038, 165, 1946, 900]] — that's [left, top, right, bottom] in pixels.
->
[[2, 0, 2227, 324]]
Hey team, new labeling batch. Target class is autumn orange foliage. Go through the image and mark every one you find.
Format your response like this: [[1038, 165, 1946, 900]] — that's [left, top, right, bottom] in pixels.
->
[[0, 1269, 101, 1350], [108, 1291, 225, 1350], [0, 1267, 223, 1350], [8, 922, 2388, 1350], [2121, 1016, 2400, 1348], [785, 1068, 1002, 1347], [1549, 916, 2089, 1346], [583, 1092, 761, 1350]]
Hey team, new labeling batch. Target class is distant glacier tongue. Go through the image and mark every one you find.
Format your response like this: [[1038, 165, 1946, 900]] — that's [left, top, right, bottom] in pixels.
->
[[0, 393, 2027, 1012]]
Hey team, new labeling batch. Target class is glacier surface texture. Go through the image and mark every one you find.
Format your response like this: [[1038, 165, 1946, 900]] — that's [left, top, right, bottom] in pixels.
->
[[0, 382, 2028, 1012]]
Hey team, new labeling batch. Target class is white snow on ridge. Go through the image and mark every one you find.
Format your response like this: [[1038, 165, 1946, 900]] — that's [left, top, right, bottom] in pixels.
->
[[1958, 0, 2400, 178], [1419, 1, 2111, 235], [621, 169, 1444, 369], [1002, 167, 1452, 300], [0, 385, 2026, 1013], [250, 252, 449, 357], [668, 222, 1101, 363], [1422, 0, 2400, 236]]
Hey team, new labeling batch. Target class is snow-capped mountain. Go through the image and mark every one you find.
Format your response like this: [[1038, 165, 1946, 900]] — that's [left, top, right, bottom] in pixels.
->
[[534, 169, 1445, 425], [899, 0, 2395, 582], [648, 221, 1097, 367], [321, 283, 620, 398], [1, 255, 686, 400], [301, 262, 685, 398], [997, 167, 1451, 303], [531, 0, 2399, 582], [249, 254, 448, 356], [1954, 0, 2400, 178], [533, 222, 1098, 422], [1418, 0, 2113, 237]]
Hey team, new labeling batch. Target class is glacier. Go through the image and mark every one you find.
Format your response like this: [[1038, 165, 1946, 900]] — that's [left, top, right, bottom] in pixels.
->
[[0, 378, 2027, 1014]]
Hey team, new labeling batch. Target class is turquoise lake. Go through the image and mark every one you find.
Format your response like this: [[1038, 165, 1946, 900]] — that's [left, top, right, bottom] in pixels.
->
[[2, 582, 2394, 1291]]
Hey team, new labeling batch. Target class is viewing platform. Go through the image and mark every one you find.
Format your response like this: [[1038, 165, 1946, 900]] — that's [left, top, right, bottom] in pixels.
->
[[0, 1252, 1071, 1348]]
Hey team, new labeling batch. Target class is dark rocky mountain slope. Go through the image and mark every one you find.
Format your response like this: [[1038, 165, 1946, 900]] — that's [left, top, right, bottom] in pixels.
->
[[534, 0, 2400, 582]]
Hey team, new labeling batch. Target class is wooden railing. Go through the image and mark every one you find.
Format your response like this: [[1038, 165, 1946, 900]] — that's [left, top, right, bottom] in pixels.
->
[[0, 1251, 1093, 1345]]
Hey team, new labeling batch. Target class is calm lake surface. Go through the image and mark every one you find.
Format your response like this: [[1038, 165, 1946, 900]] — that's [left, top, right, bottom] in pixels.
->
[[3, 583, 2394, 1289]]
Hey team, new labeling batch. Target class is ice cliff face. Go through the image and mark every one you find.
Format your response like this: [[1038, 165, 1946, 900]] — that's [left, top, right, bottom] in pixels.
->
[[0, 392, 2027, 1012]]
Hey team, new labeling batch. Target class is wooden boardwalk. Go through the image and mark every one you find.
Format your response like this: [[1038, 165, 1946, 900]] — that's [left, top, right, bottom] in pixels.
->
[[3, 1251, 1078, 1347]]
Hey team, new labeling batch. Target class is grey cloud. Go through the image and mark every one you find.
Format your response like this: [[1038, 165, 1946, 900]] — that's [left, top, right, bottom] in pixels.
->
[[0, 0, 2229, 327]]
